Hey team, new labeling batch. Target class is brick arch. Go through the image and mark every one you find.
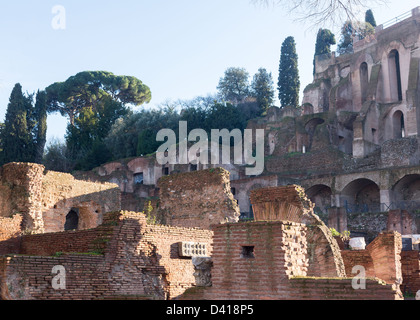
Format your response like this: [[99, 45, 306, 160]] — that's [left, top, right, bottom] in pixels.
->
[[306, 184, 332, 214], [340, 178, 380, 211], [392, 174, 420, 202]]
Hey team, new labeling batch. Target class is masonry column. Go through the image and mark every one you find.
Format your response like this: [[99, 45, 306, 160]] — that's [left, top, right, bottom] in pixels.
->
[[1, 163, 45, 234], [380, 189, 392, 212]]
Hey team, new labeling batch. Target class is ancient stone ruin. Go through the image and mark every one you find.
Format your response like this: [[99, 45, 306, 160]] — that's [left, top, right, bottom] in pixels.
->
[[2, 6, 420, 301]]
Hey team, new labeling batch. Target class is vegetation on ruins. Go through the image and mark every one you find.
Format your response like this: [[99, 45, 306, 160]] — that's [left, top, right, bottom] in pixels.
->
[[0, 84, 47, 166], [278, 36, 300, 108], [336, 10, 376, 56], [313, 29, 336, 74]]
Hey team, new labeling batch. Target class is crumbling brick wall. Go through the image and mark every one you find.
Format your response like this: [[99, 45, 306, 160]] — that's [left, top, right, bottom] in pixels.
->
[[401, 251, 420, 294], [0, 215, 22, 242], [0, 163, 121, 234], [157, 168, 240, 229], [0, 211, 213, 300], [368, 231, 403, 285], [199, 221, 309, 300], [250, 185, 346, 277], [340, 232, 403, 286], [180, 220, 401, 300]]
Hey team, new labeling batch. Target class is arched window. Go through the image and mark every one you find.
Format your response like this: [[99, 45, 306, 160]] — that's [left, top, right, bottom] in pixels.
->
[[64, 208, 79, 231], [388, 50, 403, 102], [392, 110, 405, 138], [360, 62, 369, 104]]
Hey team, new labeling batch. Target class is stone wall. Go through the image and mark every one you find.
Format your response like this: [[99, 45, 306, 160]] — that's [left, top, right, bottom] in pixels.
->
[[0, 211, 213, 300], [180, 220, 401, 300], [0, 163, 121, 234], [157, 168, 240, 229]]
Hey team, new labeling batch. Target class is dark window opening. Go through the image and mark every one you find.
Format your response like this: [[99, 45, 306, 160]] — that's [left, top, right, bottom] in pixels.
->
[[163, 167, 169, 176], [231, 187, 236, 196], [134, 172, 144, 185], [241, 246, 255, 259], [64, 208, 79, 231], [388, 50, 403, 102], [360, 62, 369, 104], [393, 111, 405, 139], [190, 164, 197, 171]]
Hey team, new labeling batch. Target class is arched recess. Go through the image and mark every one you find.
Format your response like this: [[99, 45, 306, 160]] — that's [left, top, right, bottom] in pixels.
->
[[388, 49, 403, 102], [392, 174, 420, 204], [303, 103, 314, 115], [306, 184, 332, 214], [392, 110, 405, 139], [360, 62, 369, 104], [64, 208, 79, 231], [341, 178, 380, 213]]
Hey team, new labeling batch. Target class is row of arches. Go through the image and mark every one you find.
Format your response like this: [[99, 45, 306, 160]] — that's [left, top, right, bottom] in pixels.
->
[[307, 174, 420, 214]]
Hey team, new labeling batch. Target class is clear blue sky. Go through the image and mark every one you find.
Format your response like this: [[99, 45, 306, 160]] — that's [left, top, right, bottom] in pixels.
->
[[0, 0, 419, 143]]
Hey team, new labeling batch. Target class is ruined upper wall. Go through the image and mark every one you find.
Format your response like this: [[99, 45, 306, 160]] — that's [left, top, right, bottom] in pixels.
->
[[0, 162, 121, 234], [157, 167, 240, 229]]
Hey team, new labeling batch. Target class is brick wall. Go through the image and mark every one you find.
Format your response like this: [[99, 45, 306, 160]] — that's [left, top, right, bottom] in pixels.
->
[[0, 215, 22, 242], [180, 220, 401, 300], [192, 221, 308, 300], [368, 231, 402, 285], [157, 168, 240, 229], [250, 185, 346, 278], [0, 211, 213, 300], [0, 163, 121, 235], [288, 277, 401, 300], [340, 232, 403, 286], [401, 251, 420, 294]]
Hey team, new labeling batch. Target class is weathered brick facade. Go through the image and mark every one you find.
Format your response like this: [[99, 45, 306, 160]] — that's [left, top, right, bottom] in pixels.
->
[[0, 211, 213, 300], [180, 220, 401, 300], [0, 163, 121, 234], [157, 168, 240, 229]]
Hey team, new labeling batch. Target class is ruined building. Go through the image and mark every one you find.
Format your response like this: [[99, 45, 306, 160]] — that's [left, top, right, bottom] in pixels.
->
[[1, 7, 420, 300]]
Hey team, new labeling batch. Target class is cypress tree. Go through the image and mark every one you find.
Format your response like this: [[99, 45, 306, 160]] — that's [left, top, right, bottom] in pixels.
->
[[0, 83, 33, 165], [33, 90, 48, 163], [278, 36, 300, 108], [365, 9, 377, 28]]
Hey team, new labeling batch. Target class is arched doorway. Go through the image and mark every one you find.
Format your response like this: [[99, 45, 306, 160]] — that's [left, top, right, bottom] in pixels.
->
[[64, 208, 79, 231], [341, 179, 380, 213]]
